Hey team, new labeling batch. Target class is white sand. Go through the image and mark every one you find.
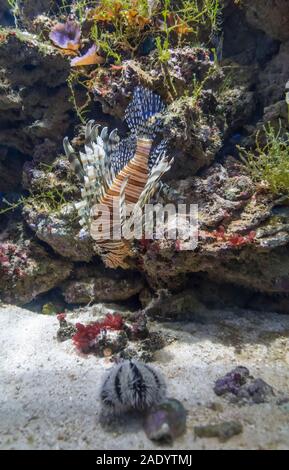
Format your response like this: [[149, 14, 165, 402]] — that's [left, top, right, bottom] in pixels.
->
[[1, 305, 289, 449]]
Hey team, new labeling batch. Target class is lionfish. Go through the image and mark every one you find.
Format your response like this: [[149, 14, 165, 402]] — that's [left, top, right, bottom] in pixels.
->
[[63, 87, 173, 269]]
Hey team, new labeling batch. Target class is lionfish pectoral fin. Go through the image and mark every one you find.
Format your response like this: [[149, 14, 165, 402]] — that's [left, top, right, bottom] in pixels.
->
[[138, 157, 174, 207], [109, 128, 120, 145], [85, 120, 95, 140], [90, 123, 101, 143], [63, 136, 85, 180], [63, 136, 73, 157], [100, 127, 109, 142]]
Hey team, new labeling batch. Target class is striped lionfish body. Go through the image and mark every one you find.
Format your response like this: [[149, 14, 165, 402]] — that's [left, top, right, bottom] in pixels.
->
[[64, 87, 173, 269]]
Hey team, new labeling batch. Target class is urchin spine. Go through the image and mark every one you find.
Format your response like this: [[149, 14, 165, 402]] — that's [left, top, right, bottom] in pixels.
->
[[100, 360, 167, 415]]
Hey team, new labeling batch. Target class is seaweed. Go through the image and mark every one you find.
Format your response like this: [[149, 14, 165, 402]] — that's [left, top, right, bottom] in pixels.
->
[[239, 122, 289, 196]]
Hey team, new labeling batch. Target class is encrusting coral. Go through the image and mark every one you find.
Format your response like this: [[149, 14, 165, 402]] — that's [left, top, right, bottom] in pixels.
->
[[64, 86, 173, 269], [56, 310, 169, 362]]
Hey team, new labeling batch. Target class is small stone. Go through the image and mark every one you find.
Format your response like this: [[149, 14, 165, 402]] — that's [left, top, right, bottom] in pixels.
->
[[125, 312, 149, 341], [141, 331, 167, 352], [103, 348, 113, 357], [42, 302, 57, 315], [238, 378, 274, 404], [57, 323, 77, 342], [214, 366, 250, 396], [96, 330, 127, 356], [208, 402, 224, 412], [277, 397, 289, 412], [144, 398, 187, 443], [194, 421, 243, 442]]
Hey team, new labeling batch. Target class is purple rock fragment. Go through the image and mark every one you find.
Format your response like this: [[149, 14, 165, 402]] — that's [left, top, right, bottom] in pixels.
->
[[214, 366, 275, 404], [214, 366, 250, 396], [238, 378, 274, 404]]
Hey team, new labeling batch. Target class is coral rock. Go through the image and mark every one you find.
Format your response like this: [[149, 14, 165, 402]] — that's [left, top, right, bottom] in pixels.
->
[[195, 421, 243, 442], [144, 399, 187, 443], [0, 223, 72, 305], [61, 266, 144, 304], [244, 0, 289, 42]]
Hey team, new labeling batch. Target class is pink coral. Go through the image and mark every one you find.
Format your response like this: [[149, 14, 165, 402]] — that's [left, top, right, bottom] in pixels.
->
[[0, 242, 30, 279], [210, 228, 256, 247]]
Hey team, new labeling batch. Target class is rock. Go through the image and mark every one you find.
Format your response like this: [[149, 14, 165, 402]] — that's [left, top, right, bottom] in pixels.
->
[[0, 31, 73, 163], [0, 221, 72, 305], [21, 156, 95, 262], [254, 100, 289, 138], [194, 421, 243, 442], [93, 329, 128, 357], [57, 322, 77, 343], [214, 367, 275, 404], [238, 378, 275, 404], [24, 205, 95, 263], [18, 0, 52, 22], [144, 399, 187, 443], [216, 64, 257, 137], [143, 241, 289, 295], [139, 161, 289, 295], [258, 41, 289, 107], [118, 330, 171, 363], [56, 314, 77, 343], [61, 265, 145, 304], [42, 302, 57, 315], [214, 366, 250, 396], [1, 0, 289, 315], [0, 1, 14, 27], [223, 2, 279, 65], [125, 311, 149, 341], [144, 289, 206, 319], [0, 148, 24, 192], [244, 0, 289, 42], [161, 95, 222, 178], [93, 47, 217, 116]]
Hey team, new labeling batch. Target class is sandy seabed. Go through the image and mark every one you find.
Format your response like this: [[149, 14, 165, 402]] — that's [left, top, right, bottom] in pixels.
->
[[1, 305, 289, 450]]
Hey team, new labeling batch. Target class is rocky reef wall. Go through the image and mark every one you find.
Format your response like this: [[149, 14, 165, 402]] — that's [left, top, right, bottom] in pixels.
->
[[1, 0, 289, 314]]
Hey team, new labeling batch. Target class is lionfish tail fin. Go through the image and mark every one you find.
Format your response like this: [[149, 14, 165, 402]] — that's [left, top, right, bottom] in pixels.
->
[[125, 86, 165, 139]]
